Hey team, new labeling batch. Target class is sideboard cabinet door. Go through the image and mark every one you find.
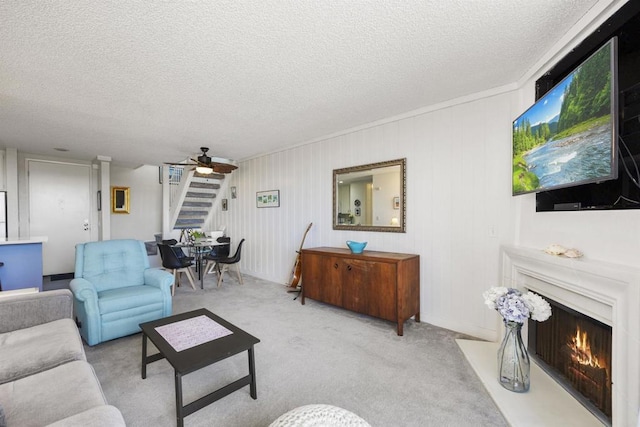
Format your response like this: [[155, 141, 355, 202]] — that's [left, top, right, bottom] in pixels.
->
[[303, 254, 342, 306], [361, 260, 397, 322]]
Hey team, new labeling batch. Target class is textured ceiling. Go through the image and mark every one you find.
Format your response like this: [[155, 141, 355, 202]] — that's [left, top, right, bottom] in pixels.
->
[[0, 1, 599, 167]]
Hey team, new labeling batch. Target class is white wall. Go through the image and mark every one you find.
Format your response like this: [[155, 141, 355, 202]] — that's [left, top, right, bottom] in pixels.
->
[[0, 150, 5, 190], [110, 164, 163, 267], [210, 90, 515, 341], [110, 165, 162, 241]]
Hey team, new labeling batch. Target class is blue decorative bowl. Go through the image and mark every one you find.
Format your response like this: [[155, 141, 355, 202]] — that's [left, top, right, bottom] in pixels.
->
[[346, 240, 367, 254]]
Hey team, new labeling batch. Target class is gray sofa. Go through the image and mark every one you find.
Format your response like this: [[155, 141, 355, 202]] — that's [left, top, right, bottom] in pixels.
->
[[0, 289, 125, 426]]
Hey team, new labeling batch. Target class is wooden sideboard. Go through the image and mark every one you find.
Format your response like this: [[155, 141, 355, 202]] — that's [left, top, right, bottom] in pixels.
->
[[301, 247, 420, 335]]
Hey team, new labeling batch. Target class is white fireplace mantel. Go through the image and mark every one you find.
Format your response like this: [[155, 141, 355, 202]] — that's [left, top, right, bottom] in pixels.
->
[[496, 245, 640, 427]]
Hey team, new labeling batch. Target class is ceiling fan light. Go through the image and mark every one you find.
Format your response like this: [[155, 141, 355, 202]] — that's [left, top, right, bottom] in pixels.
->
[[195, 166, 213, 174]]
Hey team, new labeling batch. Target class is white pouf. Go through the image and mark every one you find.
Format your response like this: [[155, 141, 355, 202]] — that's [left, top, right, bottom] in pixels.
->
[[269, 404, 371, 427]]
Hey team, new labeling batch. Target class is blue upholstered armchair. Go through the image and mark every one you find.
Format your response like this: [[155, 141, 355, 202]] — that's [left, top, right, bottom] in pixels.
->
[[70, 239, 173, 346]]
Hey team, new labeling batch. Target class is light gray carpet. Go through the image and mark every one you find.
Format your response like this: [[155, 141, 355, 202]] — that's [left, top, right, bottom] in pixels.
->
[[66, 274, 507, 427]]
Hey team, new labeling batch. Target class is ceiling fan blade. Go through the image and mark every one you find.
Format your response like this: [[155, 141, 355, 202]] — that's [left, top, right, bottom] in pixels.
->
[[164, 162, 196, 166], [211, 163, 238, 174]]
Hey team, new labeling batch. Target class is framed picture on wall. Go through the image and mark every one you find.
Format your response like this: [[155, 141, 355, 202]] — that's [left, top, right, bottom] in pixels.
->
[[256, 190, 280, 208], [111, 186, 130, 214], [222, 198, 228, 211], [393, 197, 400, 209]]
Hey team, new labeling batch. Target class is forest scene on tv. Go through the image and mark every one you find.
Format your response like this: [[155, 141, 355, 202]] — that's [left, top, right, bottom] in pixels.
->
[[512, 40, 614, 195]]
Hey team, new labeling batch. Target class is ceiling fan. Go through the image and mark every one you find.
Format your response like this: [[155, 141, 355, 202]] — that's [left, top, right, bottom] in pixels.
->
[[163, 147, 238, 174]]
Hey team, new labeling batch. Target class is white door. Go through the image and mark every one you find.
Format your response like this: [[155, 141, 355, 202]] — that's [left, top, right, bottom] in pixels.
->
[[28, 160, 92, 275]]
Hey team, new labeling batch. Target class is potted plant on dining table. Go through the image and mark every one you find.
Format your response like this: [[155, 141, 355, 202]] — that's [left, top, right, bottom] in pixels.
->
[[188, 230, 206, 244]]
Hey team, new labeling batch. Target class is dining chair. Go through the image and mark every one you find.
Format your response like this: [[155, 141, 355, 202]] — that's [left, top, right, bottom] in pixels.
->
[[157, 243, 196, 296], [161, 239, 195, 262], [213, 239, 245, 287], [203, 237, 231, 275]]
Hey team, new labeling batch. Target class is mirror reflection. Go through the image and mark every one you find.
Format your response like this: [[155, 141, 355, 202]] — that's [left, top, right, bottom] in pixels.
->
[[333, 158, 406, 233]]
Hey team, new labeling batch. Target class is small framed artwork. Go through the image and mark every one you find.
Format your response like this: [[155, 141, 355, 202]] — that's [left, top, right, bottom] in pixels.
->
[[231, 186, 237, 199], [222, 198, 228, 211], [393, 197, 400, 209], [111, 186, 130, 214], [256, 190, 280, 208]]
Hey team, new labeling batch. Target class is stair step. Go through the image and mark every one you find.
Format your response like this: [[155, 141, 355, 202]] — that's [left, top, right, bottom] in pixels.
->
[[177, 222, 205, 228], [177, 219, 206, 226], [182, 201, 213, 208], [186, 192, 217, 199], [178, 216, 207, 223], [189, 182, 221, 190], [179, 210, 209, 217], [194, 172, 225, 180]]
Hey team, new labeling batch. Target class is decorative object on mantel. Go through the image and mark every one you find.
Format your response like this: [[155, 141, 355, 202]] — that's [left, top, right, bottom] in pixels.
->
[[543, 244, 583, 258], [544, 244, 567, 255], [346, 240, 367, 254], [564, 248, 583, 258], [483, 287, 552, 392]]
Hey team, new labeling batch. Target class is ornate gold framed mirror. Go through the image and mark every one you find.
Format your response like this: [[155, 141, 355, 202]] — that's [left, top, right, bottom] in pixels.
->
[[333, 158, 406, 233]]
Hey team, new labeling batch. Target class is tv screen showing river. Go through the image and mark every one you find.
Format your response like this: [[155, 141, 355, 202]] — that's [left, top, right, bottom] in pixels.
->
[[512, 38, 617, 196]]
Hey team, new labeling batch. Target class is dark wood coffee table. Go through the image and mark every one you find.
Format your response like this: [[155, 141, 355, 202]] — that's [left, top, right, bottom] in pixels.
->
[[140, 308, 260, 427]]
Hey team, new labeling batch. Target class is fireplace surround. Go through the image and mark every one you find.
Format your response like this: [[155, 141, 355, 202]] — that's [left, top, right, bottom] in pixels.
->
[[499, 245, 640, 427]]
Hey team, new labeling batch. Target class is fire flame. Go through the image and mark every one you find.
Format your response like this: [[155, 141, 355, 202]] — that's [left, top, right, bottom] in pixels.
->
[[569, 326, 602, 368]]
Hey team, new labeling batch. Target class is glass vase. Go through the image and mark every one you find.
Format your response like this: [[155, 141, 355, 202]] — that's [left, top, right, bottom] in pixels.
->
[[497, 320, 530, 392]]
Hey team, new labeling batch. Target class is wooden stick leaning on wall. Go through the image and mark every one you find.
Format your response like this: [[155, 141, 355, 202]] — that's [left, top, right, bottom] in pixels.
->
[[286, 222, 312, 293]]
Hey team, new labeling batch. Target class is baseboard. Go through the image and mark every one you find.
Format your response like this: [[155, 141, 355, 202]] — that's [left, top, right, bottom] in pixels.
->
[[49, 273, 74, 281]]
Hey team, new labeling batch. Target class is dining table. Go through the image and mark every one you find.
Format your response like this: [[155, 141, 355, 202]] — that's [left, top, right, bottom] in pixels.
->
[[174, 240, 226, 289]]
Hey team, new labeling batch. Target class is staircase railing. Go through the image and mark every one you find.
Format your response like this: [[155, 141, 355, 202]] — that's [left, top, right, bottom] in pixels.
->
[[169, 168, 195, 231], [202, 175, 229, 228], [167, 166, 184, 206]]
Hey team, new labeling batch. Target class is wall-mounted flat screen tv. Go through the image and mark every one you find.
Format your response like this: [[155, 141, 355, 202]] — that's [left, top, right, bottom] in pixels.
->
[[512, 37, 618, 195]]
